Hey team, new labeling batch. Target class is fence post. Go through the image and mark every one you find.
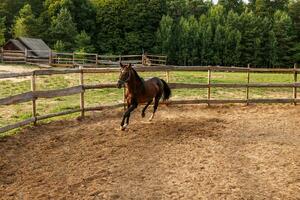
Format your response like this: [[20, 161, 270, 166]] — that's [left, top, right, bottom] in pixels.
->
[[24, 49, 28, 63], [1, 47, 3, 63], [79, 66, 85, 118], [31, 72, 37, 125], [294, 63, 298, 105], [142, 54, 144, 66], [72, 52, 75, 66], [166, 71, 170, 83], [119, 55, 121, 63], [246, 64, 251, 105], [207, 67, 211, 106], [95, 54, 98, 67], [48, 50, 52, 65]]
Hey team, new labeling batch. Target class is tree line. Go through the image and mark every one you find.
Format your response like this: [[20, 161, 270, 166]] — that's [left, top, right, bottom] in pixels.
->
[[0, 0, 299, 67]]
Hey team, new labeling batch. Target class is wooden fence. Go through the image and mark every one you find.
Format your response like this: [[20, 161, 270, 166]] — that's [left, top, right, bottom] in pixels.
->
[[0, 64, 299, 133], [0, 49, 167, 67]]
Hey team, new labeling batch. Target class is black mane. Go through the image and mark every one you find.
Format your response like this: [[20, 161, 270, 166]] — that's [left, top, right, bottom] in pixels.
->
[[131, 67, 145, 93]]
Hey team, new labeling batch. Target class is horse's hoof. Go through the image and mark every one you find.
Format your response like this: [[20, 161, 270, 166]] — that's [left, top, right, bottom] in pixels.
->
[[149, 114, 154, 121], [120, 124, 128, 131], [141, 113, 145, 118]]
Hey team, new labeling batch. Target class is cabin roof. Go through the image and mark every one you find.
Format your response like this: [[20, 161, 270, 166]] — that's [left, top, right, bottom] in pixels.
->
[[3, 37, 51, 58]]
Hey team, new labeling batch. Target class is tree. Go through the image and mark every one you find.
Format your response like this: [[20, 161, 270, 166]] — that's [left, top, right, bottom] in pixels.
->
[[213, 24, 226, 65], [75, 31, 95, 53], [50, 8, 78, 50], [0, 0, 26, 38], [289, 0, 300, 40], [273, 10, 293, 66], [177, 17, 190, 65], [156, 15, 174, 55], [0, 17, 6, 46], [255, 0, 269, 16], [12, 4, 37, 38], [265, 30, 277, 66], [239, 10, 259, 66], [54, 40, 66, 52], [218, 0, 244, 14]]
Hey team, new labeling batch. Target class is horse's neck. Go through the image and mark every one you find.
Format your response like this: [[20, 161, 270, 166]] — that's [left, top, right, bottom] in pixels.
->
[[126, 70, 143, 95]]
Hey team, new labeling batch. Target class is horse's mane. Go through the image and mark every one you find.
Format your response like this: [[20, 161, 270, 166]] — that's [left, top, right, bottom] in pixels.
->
[[131, 67, 145, 93]]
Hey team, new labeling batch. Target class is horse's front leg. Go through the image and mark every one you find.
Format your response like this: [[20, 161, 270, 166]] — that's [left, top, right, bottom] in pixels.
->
[[120, 102, 138, 130]]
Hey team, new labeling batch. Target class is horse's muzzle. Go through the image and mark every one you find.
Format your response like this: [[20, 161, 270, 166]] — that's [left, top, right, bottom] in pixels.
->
[[117, 80, 123, 88]]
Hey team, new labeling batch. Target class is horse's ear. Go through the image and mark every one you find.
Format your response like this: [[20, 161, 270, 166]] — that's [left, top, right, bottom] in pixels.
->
[[120, 62, 124, 68], [128, 63, 132, 68]]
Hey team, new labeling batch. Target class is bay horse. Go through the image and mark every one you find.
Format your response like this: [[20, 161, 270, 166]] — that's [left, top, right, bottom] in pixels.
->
[[117, 63, 171, 131]]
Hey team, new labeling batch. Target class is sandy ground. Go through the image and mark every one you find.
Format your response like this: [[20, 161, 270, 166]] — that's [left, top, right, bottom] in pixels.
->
[[0, 64, 39, 73], [0, 104, 300, 200]]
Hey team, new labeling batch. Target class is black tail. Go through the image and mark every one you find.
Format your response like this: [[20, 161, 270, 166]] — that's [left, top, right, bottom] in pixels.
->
[[160, 79, 171, 101]]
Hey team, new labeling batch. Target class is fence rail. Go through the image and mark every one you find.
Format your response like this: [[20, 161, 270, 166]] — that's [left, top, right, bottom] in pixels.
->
[[0, 64, 298, 134], [0, 49, 167, 67]]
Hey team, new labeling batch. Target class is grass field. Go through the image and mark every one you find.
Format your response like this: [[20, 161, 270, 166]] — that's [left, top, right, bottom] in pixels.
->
[[0, 64, 297, 132]]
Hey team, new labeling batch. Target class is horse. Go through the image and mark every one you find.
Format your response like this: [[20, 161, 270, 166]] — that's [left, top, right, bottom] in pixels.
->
[[117, 63, 171, 131]]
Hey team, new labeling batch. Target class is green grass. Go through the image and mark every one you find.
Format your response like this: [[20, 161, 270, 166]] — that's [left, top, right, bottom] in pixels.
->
[[0, 65, 298, 136]]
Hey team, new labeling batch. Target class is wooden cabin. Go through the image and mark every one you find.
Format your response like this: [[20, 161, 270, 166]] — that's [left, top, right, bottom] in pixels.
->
[[3, 37, 51, 58]]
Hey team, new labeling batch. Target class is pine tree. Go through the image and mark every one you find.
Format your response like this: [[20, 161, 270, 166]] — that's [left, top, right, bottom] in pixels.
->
[[177, 17, 189, 65], [218, 0, 244, 14], [0, 17, 6, 46], [239, 10, 259, 66], [12, 4, 37, 38], [75, 31, 95, 53], [187, 15, 199, 65], [273, 10, 293, 66], [265, 30, 277, 67], [50, 8, 78, 50], [54, 40, 66, 52], [156, 15, 174, 55], [213, 24, 226, 65], [255, 0, 269, 16]]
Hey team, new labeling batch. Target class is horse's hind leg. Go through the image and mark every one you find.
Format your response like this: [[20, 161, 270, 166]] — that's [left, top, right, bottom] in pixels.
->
[[142, 100, 153, 118], [149, 95, 161, 121]]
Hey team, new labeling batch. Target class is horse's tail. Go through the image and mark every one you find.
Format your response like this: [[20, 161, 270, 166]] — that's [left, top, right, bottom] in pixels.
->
[[160, 79, 171, 101]]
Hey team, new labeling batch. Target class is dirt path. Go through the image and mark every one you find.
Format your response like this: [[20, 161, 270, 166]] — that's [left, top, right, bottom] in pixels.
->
[[0, 105, 299, 199]]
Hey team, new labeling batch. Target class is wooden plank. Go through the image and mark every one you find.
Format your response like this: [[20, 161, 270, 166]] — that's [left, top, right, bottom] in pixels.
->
[[168, 83, 300, 89], [163, 99, 247, 105], [84, 82, 300, 90], [79, 66, 85, 118], [84, 83, 116, 90], [149, 58, 167, 62], [36, 109, 81, 121], [82, 68, 120, 73], [0, 118, 35, 133], [164, 99, 300, 105], [34, 69, 81, 76], [294, 63, 297, 105], [50, 64, 74, 68], [248, 99, 297, 103], [121, 55, 141, 58], [207, 69, 211, 106], [31, 74, 37, 125], [147, 55, 167, 58], [0, 72, 33, 79], [0, 92, 33, 105], [247, 64, 250, 105], [84, 103, 124, 111], [35, 86, 83, 98], [3, 50, 24, 53], [2, 66, 300, 79]]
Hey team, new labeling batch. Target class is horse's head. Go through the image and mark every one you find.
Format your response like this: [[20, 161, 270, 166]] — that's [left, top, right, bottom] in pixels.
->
[[117, 63, 132, 88]]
